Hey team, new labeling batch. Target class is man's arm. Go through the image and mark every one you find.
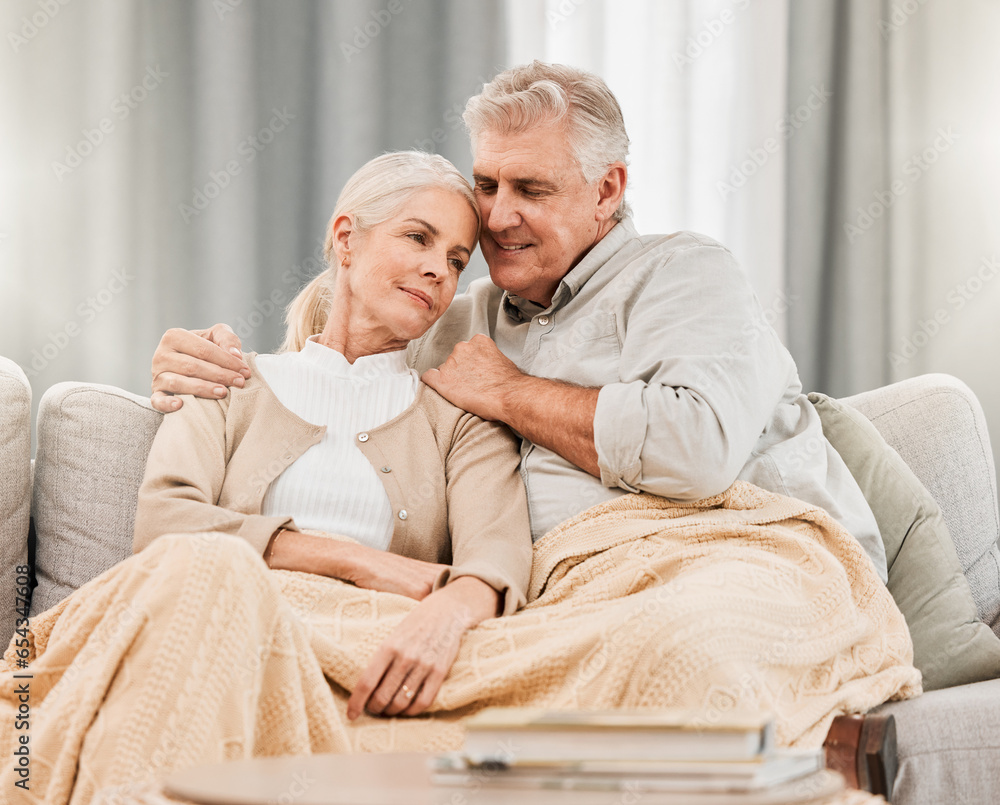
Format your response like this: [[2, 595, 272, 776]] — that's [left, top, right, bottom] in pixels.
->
[[422, 334, 601, 478], [585, 242, 791, 501], [150, 324, 250, 412], [426, 240, 793, 503]]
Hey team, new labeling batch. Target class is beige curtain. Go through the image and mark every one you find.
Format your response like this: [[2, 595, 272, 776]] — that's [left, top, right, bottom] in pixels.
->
[[0, 0, 505, 408], [504, 0, 1000, 498], [786, 0, 1000, 494], [505, 0, 792, 338]]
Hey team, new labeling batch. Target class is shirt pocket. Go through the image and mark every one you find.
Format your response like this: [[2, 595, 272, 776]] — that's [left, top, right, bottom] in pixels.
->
[[536, 311, 621, 386]]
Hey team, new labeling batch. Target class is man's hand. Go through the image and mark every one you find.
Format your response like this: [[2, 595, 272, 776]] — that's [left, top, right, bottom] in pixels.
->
[[425, 333, 602, 478], [150, 324, 250, 413], [421, 334, 523, 421]]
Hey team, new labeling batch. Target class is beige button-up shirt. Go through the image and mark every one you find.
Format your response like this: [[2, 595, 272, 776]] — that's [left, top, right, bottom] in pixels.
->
[[409, 219, 887, 582]]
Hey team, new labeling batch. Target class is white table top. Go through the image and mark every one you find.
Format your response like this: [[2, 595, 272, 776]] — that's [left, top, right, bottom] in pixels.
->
[[163, 752, 848, 805]]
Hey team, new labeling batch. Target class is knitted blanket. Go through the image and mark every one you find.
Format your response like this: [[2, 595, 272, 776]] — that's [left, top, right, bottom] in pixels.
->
[[0, 482, 921, 803]]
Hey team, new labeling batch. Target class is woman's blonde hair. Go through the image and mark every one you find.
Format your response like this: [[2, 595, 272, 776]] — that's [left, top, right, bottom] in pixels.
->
[[280, 151, 479, 352]]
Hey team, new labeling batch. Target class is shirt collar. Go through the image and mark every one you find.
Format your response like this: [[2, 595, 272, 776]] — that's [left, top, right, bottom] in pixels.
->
[[500, 217, 639, 321], [301, 335, 410, 378]]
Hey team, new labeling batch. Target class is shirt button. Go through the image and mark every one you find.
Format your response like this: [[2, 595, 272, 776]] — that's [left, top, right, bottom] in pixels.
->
[[398, 510, 408, 520], [537, 315, 550, 326], [381, 466, 391, 473], [357, 432, 369, 442]]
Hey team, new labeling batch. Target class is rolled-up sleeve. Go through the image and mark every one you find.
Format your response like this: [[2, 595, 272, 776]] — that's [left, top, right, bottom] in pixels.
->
[[593, 242, 794, 502]]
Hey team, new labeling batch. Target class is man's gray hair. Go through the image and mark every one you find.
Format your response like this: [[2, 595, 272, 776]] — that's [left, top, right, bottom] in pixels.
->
[[463, 61, 631, 221]]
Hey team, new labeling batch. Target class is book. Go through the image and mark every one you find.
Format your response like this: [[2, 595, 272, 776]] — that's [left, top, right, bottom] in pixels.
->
[[430, 749, 826, 793], [461, 707, 776, 764]]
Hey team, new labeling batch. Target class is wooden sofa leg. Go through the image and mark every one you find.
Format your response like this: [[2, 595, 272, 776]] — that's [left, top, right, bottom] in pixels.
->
[[823, 714, 897, 801], [824, 714, 863, 789]]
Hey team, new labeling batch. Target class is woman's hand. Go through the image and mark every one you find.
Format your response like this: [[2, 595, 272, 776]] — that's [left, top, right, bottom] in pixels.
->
[[347, 576, 501, 720], [267, 530, 448, 601]]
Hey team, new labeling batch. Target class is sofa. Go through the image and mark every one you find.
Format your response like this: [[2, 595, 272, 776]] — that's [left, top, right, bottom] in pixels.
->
[[1, 353, 999, 804]]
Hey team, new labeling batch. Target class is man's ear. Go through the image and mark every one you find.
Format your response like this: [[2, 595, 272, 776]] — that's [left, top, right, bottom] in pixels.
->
[[595, 162, 627, 222], [330, 214, 355, 268]]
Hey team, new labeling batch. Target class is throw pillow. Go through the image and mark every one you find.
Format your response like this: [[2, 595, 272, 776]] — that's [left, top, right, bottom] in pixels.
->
[[31, 382, 162, 616], [809, 391, 1000, 690]]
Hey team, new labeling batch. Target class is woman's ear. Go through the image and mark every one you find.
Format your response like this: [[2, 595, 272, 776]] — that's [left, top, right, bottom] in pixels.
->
[[330, 213, 355, 268]]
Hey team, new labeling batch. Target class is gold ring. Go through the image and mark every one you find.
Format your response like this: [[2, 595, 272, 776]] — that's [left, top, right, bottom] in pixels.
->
[[401, 684, 414, 700]]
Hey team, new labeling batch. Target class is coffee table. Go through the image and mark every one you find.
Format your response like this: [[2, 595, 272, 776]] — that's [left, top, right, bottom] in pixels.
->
[[163, 752, 852, 805]]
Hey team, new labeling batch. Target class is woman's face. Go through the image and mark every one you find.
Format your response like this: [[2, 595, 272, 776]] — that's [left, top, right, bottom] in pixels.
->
[[344, 187, 479, 342]]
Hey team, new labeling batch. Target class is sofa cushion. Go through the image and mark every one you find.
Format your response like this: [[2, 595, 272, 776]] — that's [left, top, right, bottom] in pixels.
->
[[31, 382, 162, 615], [0, 357, 32, 646], [810, 391, 1000, 690], [874, 678, 1000, 805], [841, 374, 1000, 631]]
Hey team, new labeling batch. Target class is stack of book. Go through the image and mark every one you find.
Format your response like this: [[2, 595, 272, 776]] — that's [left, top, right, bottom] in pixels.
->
[[432, 708, 842, 801]]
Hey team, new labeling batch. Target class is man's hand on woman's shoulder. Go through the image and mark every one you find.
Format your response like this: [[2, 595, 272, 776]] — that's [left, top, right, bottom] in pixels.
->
[[150, 323, 251, 412]]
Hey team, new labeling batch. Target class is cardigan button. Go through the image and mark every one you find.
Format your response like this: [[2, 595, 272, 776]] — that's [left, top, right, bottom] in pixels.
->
[[357, 432, 369, 442], [398, 510, 408, 520], [381, 466, 391, 473]]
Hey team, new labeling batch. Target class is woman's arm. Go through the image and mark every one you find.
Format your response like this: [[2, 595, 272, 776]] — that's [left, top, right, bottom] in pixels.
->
[[440, 409, 533, 615], [138, 389, 447, 598], [266, 529, 449, 601], [344, 406, 529, 719], [346, 575, 500, 720], [134, 392, 297, 554]]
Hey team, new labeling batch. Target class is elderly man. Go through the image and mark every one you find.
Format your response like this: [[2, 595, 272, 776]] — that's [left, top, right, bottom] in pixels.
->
[[151, 61, 886, 581]]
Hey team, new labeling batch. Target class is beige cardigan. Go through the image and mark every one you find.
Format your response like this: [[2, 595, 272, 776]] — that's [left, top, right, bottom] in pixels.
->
[[133, 353, 532, 615]]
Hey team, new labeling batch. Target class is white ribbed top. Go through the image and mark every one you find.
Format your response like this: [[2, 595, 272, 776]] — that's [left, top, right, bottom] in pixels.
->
[[255, 336, 419, 550]]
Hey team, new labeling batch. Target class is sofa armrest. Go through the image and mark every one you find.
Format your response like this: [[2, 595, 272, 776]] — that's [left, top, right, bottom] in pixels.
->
[[873, 678, 1000, 805], [842, 374, 1000, 631], [0, 357, 32, 646]]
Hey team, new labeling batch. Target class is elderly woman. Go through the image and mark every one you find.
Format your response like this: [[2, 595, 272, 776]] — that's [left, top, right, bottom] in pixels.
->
[[132, 151, 531, 719], [0, 152, 531, 802]]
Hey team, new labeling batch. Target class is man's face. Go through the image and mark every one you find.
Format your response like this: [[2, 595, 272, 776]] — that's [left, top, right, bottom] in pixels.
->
[[472, 121, 610, 307]]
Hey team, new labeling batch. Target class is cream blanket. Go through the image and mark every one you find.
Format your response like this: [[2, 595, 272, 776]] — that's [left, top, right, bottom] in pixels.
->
[[0, 482, 921, 804]]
